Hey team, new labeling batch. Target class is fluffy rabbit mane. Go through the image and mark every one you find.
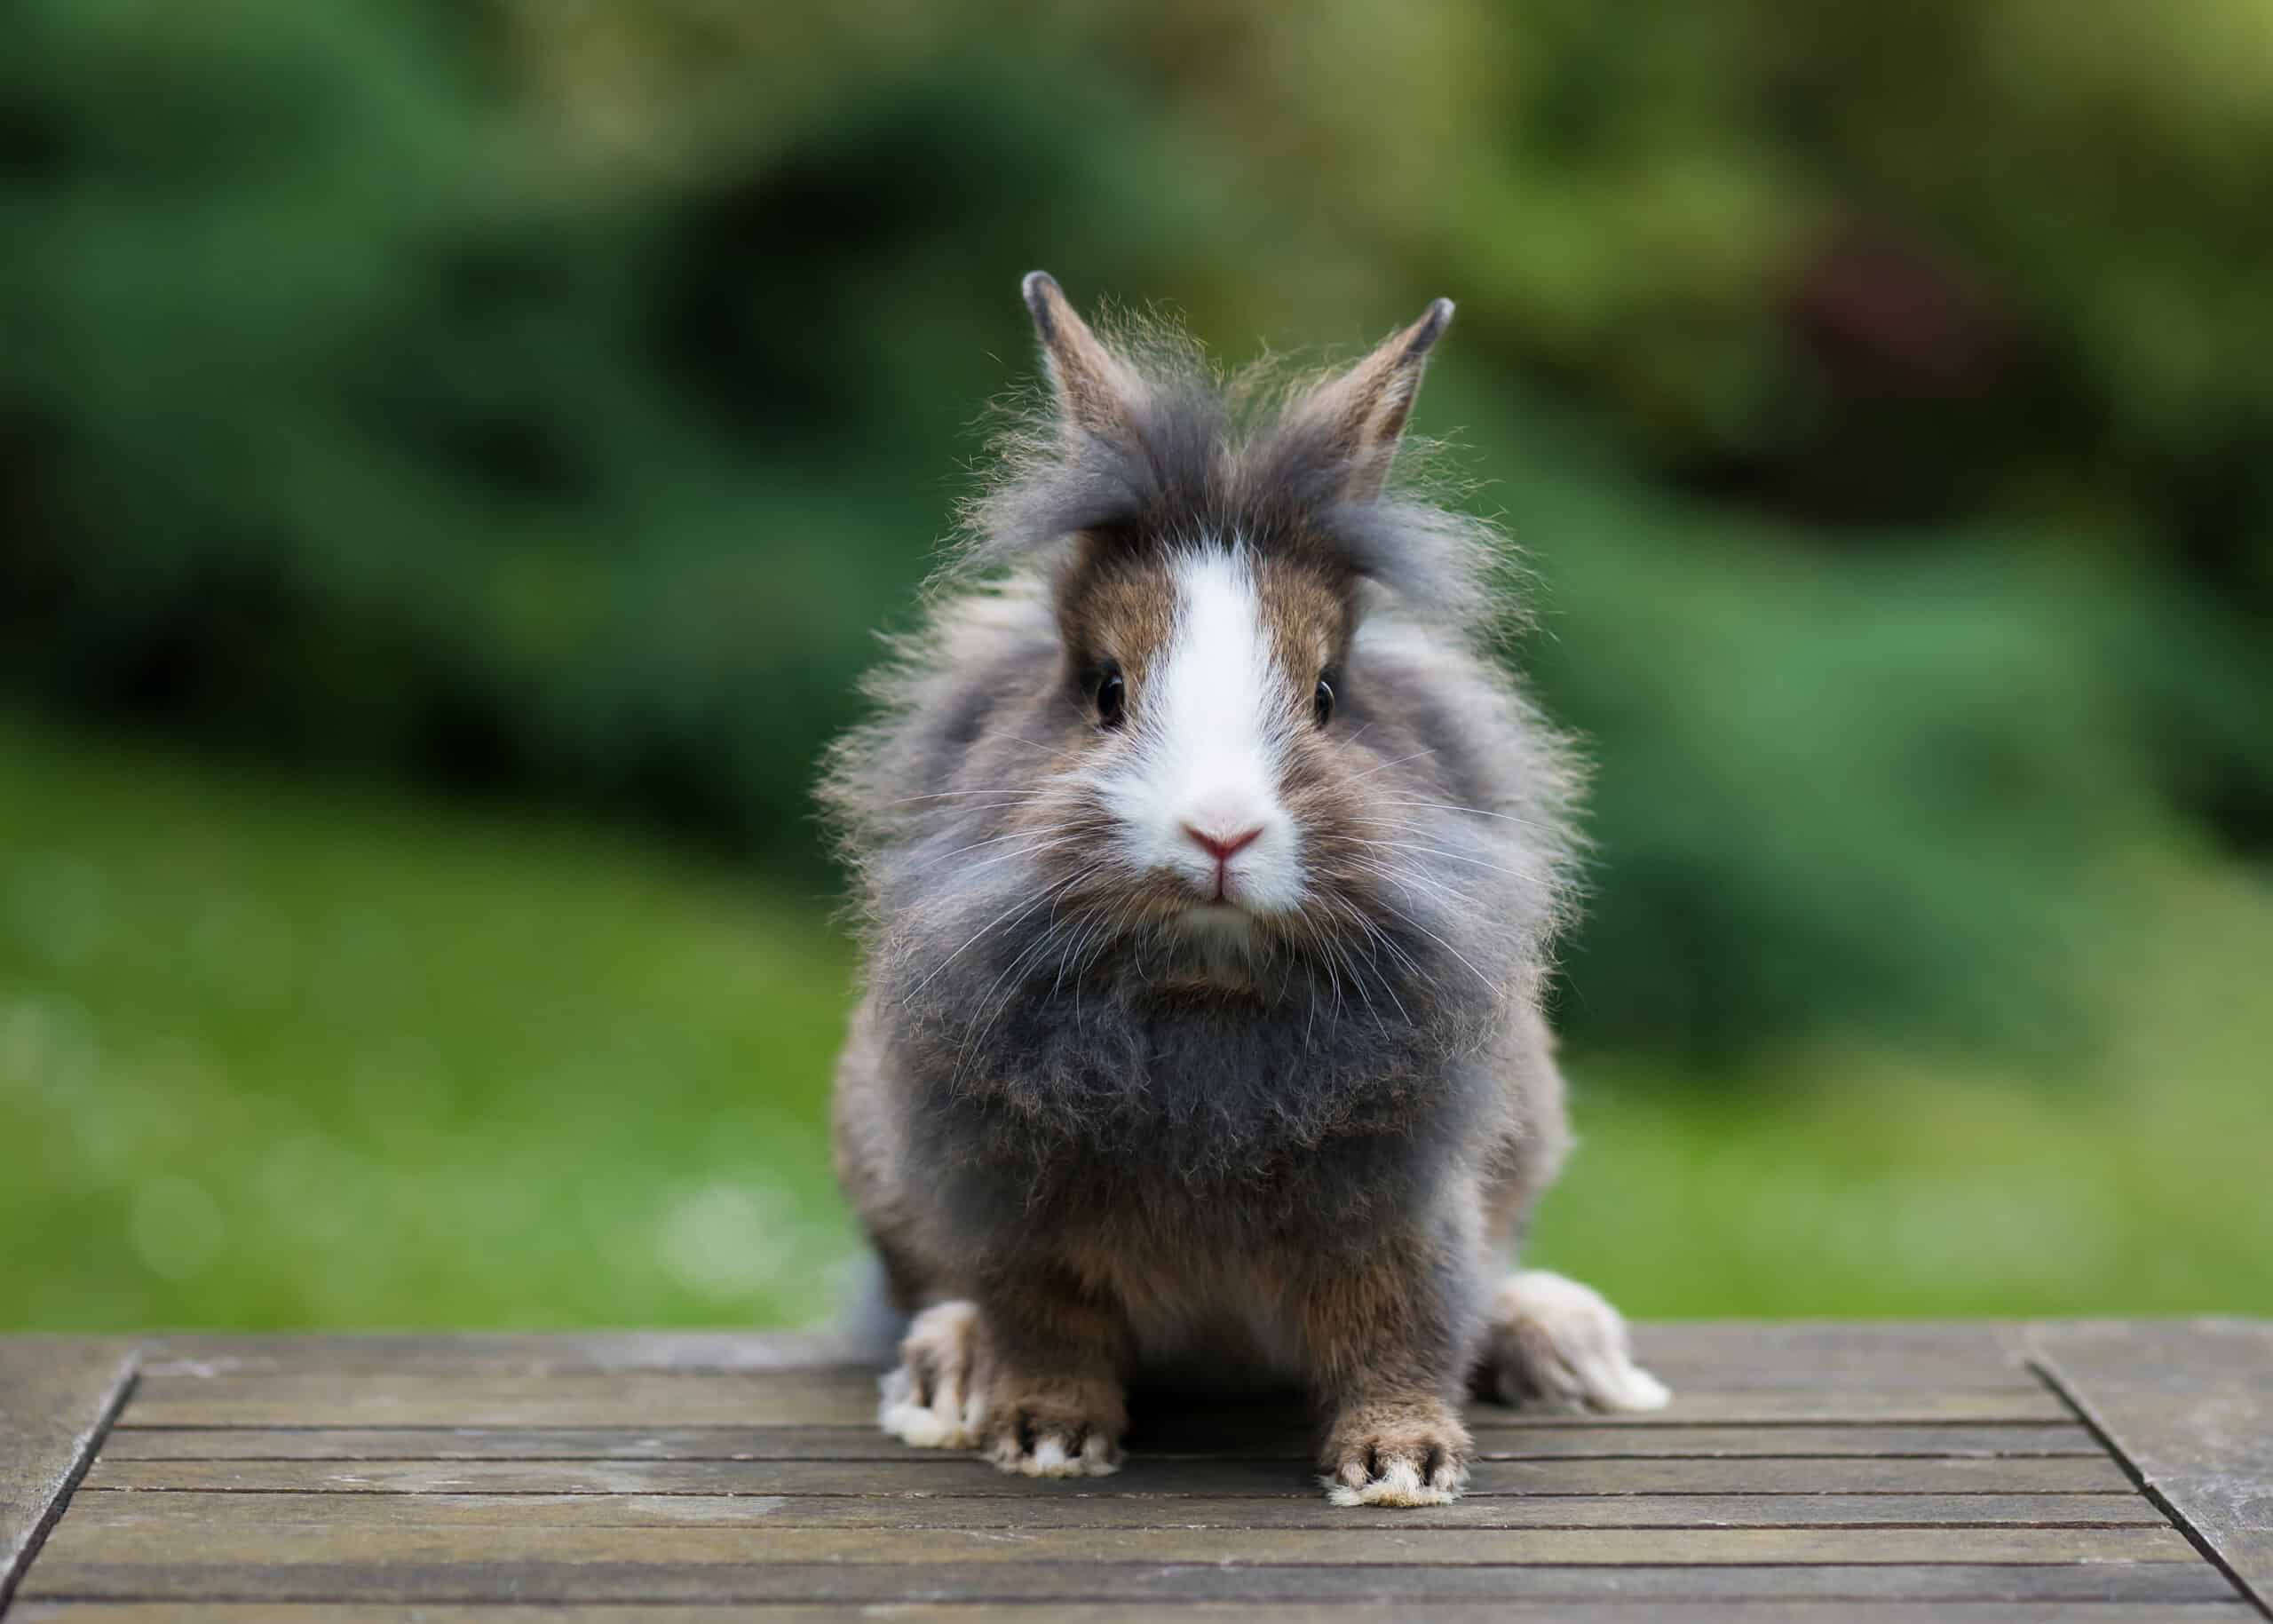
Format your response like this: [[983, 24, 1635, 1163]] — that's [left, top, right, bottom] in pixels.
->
[[821, 303, 1584, 1194]]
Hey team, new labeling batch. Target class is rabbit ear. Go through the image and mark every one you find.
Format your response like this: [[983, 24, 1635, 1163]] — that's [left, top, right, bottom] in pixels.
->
[[1022, 271, 1140, 435], [1291, 297, 1453, 501]]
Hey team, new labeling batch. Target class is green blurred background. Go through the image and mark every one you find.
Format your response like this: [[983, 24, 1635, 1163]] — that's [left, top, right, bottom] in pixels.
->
[[4, 0, 2269, 1331]]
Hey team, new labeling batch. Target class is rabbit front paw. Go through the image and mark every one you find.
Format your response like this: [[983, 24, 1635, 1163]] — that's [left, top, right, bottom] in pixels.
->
[[878, 1299, 986, 1448], [1319, 1395, 1472, 1506], [979, 1374, 1127, 1477], [1481, 1269, 1670, 1413]]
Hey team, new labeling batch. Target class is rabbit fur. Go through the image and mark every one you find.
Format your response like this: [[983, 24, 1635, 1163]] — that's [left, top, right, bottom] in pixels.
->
[[820, 273, 1666, 1506]]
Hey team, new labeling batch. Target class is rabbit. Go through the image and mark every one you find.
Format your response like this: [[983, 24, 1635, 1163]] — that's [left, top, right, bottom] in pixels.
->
[[819, 272, 1667, 1508]]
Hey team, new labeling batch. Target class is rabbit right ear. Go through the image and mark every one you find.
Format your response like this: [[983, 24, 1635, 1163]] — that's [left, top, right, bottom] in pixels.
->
[[1023, 271, 1141, 435], [1285, 298, 1453, 502]]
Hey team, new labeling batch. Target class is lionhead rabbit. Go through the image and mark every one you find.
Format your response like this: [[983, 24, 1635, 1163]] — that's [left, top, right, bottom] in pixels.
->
[[821, 273, 1667, 1508]]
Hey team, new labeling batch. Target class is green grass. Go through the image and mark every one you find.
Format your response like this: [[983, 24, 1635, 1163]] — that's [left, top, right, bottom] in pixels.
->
[[0, 714, 857, 1329], [4, 712, 2269, 1329], [1541, 841, 2273, 1318]]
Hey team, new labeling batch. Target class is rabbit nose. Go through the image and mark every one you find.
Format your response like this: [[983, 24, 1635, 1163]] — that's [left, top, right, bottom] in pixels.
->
[[1184, 823, 1263, 865]]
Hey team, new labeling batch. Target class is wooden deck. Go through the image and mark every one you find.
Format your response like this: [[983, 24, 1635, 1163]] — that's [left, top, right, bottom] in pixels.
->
[[3, 1320, 2265, 1620]]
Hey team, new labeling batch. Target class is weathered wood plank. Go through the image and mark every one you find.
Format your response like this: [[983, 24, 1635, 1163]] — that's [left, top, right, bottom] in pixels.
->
[[11, 1603, 2256, 1624], [21, 1517, 2200, 1567], [136, 1322, 2040, 1388], [12, 1323, 2251, 1620], [1621, 1321, 2039, 1388], [0, 1339, 136, 1612], [78, 1453, 2138, 1497], [59, 1488, 2160, 1531], [94, 1420, 2105, 1462], [118, 1372, 2069, 1429], [2031, 1319, 2273, 1617], [16, 1554, 2236, 1606], [137, 1332, 874, 1378]]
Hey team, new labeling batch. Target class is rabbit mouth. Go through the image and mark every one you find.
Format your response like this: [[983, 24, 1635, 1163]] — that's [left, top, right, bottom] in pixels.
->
[[1166, 904, 1266, 983], [1181, 899, 1255, 928], [1168, 899, 1270, 965]]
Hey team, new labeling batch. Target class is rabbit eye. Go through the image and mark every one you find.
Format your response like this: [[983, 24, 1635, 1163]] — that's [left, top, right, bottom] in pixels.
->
[[1094, 663, 1127, 729], [1313, 671, 1336, 727]]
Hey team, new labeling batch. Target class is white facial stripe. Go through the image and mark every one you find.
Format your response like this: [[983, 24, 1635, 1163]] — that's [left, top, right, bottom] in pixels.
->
[[1155, 549, 1280, 800], [1104, 546, 1303, 918]]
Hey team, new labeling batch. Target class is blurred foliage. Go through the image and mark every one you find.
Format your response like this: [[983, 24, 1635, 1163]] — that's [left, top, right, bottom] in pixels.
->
[[4, 714, 2269, 1327], [3, 0, 2269, 1066]]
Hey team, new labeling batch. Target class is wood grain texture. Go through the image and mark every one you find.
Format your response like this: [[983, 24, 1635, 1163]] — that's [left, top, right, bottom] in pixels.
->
[[20, 1517, 2202, 1566], [59, 1488, 2160, 1530], [94, 1420, 2105, 1462], [8, 1322, 2258, 1615], [10, 1604, 2259, 1624], [15, 1554, 2236, 1606], [136, 1332, 874, 1378], [118, 1372, 2070, 1429], [2031, 1319, 2273, 1616], [0, 1339, 135, 1612], [135, 1321, 2038, 1384], [79, 1453, 2137, 1497]]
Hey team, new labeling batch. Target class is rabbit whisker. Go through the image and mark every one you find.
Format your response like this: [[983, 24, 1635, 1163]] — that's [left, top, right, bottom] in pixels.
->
[[1363, 838, 1545, 883], [1381, 797, 1554, 831], [999, 733, 1083, 763], [905, 863, 1084, 1001], [1363, 888, 1501, 994], [898, 834, 1076, 890], [885, 788, 1048, 806], [1333, 902, 1423, 1010], [1344, 852, 1468, 915], [954, 905, 1088, 1088], [1347, 746, 1436, 783], [905, 827, 1059, 873]]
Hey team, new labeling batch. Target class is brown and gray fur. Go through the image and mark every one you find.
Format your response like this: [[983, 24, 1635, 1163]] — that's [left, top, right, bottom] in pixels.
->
[[820, 273, 1666, 1507]]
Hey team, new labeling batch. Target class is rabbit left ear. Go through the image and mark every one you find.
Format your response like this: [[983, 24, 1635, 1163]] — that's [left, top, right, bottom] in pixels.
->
[[1290, 297, 1453, 501], [1022, 271, 1141, 437]]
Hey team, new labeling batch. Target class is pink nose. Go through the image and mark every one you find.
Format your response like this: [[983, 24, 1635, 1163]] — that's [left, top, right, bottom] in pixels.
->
[[1184, 824, 1263, 865]]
